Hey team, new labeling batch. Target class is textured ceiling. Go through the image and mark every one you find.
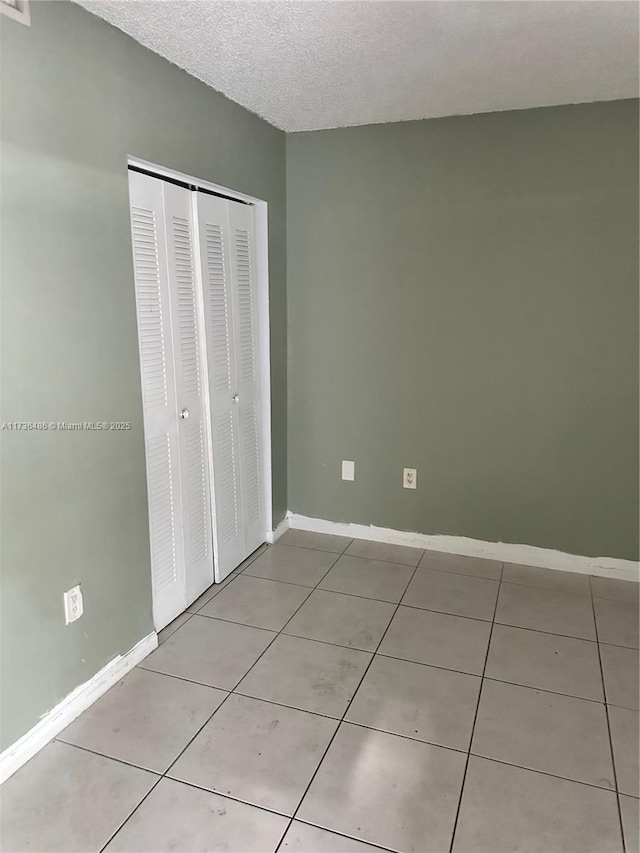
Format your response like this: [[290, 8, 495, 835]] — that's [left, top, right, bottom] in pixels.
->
[[75, 0, 639, 132]]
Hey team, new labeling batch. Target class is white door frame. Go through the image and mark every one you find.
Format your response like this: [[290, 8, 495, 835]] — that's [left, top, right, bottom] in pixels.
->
[[128, 156, 274, 554]]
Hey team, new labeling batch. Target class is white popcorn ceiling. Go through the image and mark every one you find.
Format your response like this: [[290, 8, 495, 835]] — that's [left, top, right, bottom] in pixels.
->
[[75, 0, 639, 132]]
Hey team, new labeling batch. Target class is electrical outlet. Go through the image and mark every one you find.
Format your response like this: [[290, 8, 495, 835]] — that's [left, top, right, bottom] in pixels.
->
[[63, 585, 83, 624], [342, 460, 355, 481], [403, 467, 417, 489]]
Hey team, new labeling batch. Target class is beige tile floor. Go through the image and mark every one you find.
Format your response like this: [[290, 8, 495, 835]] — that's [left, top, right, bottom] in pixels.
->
[[2, 532, 639, 853]]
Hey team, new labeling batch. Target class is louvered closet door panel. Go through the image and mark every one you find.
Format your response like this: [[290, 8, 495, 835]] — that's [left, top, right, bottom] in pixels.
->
[[128, 171, 186, 630], [164, 182, 214, 603], [196, 193, 245, 580], [228, 201, 266, 557]]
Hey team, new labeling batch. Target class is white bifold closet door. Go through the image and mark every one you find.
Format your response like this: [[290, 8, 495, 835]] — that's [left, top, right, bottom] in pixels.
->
[[129, 169, 266, 630], [129, 171, 214, 629], [197, 192, 266, 582]]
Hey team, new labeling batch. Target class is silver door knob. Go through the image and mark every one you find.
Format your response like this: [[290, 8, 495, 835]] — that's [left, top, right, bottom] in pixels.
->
[[180, 408, 189, 419], [232, 394, 240, 403]]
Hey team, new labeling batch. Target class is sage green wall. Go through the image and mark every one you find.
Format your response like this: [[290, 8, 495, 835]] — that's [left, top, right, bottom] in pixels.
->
[[0, 1, 287, 750], [287, 100, 639, 561]]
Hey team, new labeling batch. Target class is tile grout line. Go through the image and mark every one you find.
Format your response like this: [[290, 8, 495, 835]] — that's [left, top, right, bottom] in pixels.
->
[[272, 554, 425, 852], [447, 560, 504, 853], [184, 544, 270, 616], [138, 647, 619, 709], [59, 705, 630, 803], [187, 597, 638, 650], [290, 818, 398, 853], [589, 583, 627, 853], [240, 545, 344, 592], [97, 773, 164, 851]]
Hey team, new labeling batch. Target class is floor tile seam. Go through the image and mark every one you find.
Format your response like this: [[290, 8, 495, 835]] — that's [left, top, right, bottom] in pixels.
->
[[394, 600, 602, 641], [187, 611, 278, 638], [447, 750, 632, 805], [238, 575, 433, 606], [500, 578, 593, 597], [47, 739, 166, 853], [464, 672, 607, 706], [273, 560, 423, 852], [187, 568, 245, 614], [593, 594, 640, 607], [292, 817, 399, 853], [605, 701, 640, 713], [399, 600, 496, 624], [229, 691, 341, 722], [344, 552, 423, 569], [340, 539, 422, 569], [198, 546, 267, 603], [415, 567, 501, 588], [599, 640, 640, 652], [136, 664, 234, 691], [159, 688, 239, 780], [590, 574, 640, 604], [206, 571, 318, 596], [310, 549, 355, 591], [290, 584, 401, 609], [241, 547, 342, 591], [589, 587, 627, 852], [158, 612, 194, 645], [338, 718, 627, 794], [138, 652, 608, 708], [195, 593, 317, 634], [98, 772, 164, 853], [414, 564, 503, 583], [593, 594, 640, 605], [278, 540, 353, 556], [162, 773, 295, 819], [279, 626, 386, 654], [341, 719, 469, 756], [467, 750, 620, 793], [492, 617, 598, 643], [447, 570, 502, 852], [52, 738, 164, 777], [240, 569, 319, 589], [56, 713, 631, 804], [315, 585, 404, 605]]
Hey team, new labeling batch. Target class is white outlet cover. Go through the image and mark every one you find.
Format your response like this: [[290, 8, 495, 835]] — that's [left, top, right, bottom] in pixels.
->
[[342, 460, 355, 481], [64, 585, 83, 625], [403, 467, 418, 489]]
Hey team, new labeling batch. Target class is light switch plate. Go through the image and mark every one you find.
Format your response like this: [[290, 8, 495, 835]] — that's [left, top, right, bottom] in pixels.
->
[[342, 460, 355, 481]]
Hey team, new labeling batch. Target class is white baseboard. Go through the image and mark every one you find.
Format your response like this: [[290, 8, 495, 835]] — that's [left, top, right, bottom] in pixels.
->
[[0, 631, 158, 785], [289, 514, 639, 582], [266, 514, 290, 544]]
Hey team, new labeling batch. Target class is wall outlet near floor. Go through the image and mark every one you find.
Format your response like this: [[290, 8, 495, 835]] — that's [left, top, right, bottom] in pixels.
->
[[342, 460, 355, 481], [63, 585, 83, 624], [403, 467, 418, 489]]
